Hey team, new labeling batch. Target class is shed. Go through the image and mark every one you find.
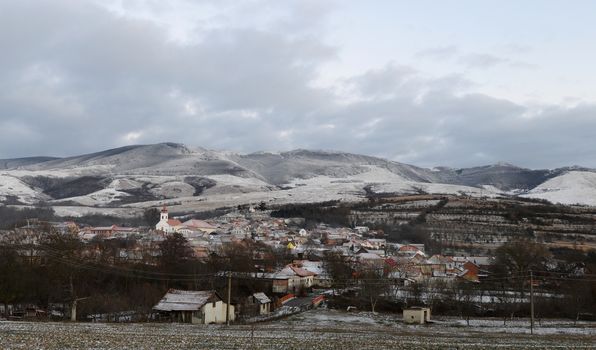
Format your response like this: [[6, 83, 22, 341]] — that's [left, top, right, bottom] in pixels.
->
[[403, 306, 431, 324], [252, 292, 272, 315], [153, 289, 235, 324]]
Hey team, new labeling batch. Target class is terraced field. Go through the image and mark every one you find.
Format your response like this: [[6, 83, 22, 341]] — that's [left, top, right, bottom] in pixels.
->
[[1, 310, 594, 349], [349, 195, 596, 252]]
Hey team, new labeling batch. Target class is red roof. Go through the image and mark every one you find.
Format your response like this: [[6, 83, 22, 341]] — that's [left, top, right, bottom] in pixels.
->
[[290, 265, 316, 277], [182, 219, 216, 229], [384, 258, 398, 267], [168, 219, 182, 226]]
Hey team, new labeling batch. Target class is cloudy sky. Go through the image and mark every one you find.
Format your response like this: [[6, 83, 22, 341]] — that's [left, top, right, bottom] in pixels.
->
[[1, 0, 595, 168]]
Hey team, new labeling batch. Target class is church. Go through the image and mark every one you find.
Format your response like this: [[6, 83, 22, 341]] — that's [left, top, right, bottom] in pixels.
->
[[155, 206, 182, 233]]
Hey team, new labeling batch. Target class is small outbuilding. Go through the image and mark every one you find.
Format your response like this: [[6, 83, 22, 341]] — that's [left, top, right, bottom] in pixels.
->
[[153, 289, 235, 324], [252, 292, 272, 315], [403, 306, 431, 324]]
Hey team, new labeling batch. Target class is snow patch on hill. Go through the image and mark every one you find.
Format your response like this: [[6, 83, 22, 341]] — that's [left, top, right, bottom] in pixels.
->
[[522, 171, 596, 206], [0, 174, 47, 204], [59, 188, 131, 206]]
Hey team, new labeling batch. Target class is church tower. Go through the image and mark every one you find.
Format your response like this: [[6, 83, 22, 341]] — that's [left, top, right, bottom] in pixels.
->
[[160, 205, 169, 222]]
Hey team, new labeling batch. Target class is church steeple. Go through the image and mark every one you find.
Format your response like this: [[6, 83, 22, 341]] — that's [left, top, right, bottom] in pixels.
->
[[160, 205, 168, 222]]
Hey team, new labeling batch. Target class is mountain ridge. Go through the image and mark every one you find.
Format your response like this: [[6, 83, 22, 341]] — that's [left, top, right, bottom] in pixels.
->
[[1, 142, 595, 211]]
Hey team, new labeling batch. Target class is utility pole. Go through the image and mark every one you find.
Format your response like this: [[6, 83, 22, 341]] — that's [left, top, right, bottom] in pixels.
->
[[530, 270, 534, 335], [70, 296, 89, 322], [70, 275, 76, 321], [226, 271, 232, 326]]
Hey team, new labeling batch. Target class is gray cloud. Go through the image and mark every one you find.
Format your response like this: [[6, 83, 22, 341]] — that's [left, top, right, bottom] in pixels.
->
[[415, 46, 459, 60], [459, 53, 508, 68], [416, 46, 536, 71], [0, 1, 593, 169], [459, 53, 536, 71]]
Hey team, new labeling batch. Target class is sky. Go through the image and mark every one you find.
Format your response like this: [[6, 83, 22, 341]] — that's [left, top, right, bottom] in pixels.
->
[[1, 0, 595, 168]]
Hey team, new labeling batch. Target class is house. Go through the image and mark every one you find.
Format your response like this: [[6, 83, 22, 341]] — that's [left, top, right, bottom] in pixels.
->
[[288, 265, 316, 288], [155, 206, 182, 234], [397, 244, 425, 257], [251, 292, 272, 315], [257, 264, 316, 294], [79, 225, 138, 239], [403, 306, 431, 324], [356, 252, 384, 270], [180, 219, 217, 234], [293, 260, 331, 287], [153, 289, 235, 324], [269, 268, 303, 294], [270, 275, 300, 294], [459, 261, 480, 282]]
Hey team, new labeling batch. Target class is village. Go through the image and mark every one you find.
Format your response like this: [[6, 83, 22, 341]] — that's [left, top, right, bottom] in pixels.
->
[[0, 204, 501, 323], [6, 201, 588, 325]]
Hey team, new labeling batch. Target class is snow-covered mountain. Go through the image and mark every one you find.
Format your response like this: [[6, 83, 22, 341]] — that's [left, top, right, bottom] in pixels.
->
[[521, 171, 596, 206], [0, 142, 594, 214]]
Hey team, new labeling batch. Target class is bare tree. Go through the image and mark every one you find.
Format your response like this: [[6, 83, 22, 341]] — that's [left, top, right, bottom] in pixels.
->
[[358, 269, 391, 313], [493, 239, 550, 297]]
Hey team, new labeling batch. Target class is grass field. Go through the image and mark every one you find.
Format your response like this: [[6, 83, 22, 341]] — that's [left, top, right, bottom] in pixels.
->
[[1, 309, 594, 349]]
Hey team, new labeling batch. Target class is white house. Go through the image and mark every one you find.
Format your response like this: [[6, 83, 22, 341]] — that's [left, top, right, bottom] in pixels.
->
[[153, 289, 235, 324]]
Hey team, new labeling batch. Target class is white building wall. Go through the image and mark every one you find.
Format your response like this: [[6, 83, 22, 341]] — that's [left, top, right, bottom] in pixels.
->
[[259, 303, 271, 315], [303, 276, 314, 288], [201, 300, 235, 324], [403, 308, 430, 324], [155, 221, 173, 233]]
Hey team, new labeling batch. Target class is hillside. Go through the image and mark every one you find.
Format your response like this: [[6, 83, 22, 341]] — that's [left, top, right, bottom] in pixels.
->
[[0, 143, 594, 214]]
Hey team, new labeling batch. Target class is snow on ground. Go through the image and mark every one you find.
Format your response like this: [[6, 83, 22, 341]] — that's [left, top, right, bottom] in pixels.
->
[[413, 182, 502, 197], [3, 165, 114, 177], [446, 317, 596, 336], [53, 165, 506, 216], [148, 181, 196, 198], [5, 166, 595, 217], [111, 178, 143, 191], [202, 174, 274, 195], [51, 206, 142, 218], [0, 310, 594, 349], [522, 171, 596, 206], [57, 188, 131, 207], [285, 165, 412, 196], [206, 174, 272, 188], [0, 174, 47, 204]]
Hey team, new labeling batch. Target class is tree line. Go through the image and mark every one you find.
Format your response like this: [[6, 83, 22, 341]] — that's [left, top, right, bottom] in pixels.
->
[[0, 225, 292, 321]]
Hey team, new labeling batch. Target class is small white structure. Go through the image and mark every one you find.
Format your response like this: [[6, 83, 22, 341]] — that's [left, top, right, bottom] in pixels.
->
[[153, 289, 235, 324], [403, 307, 431, 324], [252, 292, 272, 315]]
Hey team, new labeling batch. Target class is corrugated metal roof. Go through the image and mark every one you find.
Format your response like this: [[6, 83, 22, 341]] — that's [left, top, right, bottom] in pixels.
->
[[252, 292, 271, 304], [153, 289, 219, 311]]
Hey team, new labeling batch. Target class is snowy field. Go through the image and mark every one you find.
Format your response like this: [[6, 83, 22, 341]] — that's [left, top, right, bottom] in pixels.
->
[[1, 309, 594, 349]]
